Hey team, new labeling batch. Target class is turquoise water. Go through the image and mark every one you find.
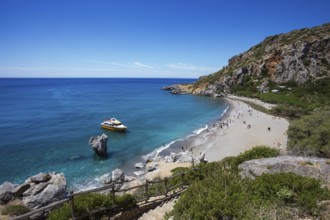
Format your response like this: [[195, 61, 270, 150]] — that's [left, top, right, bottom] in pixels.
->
[[0, 78, 228, 190]]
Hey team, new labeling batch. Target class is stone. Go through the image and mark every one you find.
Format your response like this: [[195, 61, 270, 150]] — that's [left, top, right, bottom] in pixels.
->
[[135, 162, 144, 169], [144, 151, 158, 163], [0, 181, 15, 204], [12, 183, 31, 197], [133, 171, 145, 176], [196, 152, 207, 164], [124, 175, 136, 182], [112, 169, 125, 183], [89, 133, 108, 157], [239, 156, 330, 186], [23, 173, 66, 208], [99, 173, 112, 184], [164, 155, 174, 163], [146, 164, 158, 172], [31, 182, 49, 195], [30, 173, 51, 183]]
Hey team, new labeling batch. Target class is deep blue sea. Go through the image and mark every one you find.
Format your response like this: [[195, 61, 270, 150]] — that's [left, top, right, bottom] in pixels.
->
[[0, 78, 228, 190]]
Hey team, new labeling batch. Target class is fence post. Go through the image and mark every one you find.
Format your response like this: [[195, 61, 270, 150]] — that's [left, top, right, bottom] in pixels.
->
[[164, 177, 168, 197], [145, 180, 149, 202], [111, 184, 116, 204], [181, 173, 185, 188], [68, 190, 75, 219]]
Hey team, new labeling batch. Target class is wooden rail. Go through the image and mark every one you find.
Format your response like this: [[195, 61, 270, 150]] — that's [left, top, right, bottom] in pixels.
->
[[10, 167, 200, 220]]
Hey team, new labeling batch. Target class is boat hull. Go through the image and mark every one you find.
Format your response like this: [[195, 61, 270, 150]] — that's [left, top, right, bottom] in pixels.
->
[[101, 124, 127, 132]]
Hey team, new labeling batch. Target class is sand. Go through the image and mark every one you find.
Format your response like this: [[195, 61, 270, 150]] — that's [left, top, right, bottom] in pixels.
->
[[146, 96, 290, 179], [204, 98, 289, 162]]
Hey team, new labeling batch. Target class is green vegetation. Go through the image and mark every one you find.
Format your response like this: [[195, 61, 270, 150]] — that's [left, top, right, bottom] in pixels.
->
[[44, 146, 330, 219], [1, 204, 30, 216], [165, 146, 330, 219], [168, 172, 329, 219], [230, 145, 279, 169], [47, 193, 136, 220], [287, 109, 330, 158], [231, 78, 330, 118]]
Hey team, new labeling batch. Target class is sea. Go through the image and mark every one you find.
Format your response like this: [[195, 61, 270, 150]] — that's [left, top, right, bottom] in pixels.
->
[[0, 78, 228, 191]]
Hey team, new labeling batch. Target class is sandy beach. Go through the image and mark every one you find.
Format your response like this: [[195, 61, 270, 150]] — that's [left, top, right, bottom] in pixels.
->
[[146, 96, 290, 179]]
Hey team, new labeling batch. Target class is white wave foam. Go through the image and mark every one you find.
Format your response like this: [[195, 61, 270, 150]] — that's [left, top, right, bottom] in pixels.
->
[[221, 106, 229, 118], [193, 124, 208, 135], [72, 180, 103, 193], [143, 139, 181, 161]]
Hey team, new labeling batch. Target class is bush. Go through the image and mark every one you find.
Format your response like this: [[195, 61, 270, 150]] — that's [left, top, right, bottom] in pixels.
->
[[287, 109, 330, 157], [1, 204, 30, 216], [231, 145, 279, 169], [48, 193, 136, 220], [166, 171, 330, 219]]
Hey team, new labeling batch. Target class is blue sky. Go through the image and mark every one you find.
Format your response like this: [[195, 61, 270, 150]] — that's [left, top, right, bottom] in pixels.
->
[[0, 0, 329, 78]]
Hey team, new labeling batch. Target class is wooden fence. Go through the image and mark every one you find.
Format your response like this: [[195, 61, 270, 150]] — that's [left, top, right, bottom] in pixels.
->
[[10, 167, 200, 220]]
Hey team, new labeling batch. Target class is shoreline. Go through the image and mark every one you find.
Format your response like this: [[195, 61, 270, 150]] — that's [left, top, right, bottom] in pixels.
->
[[1, 96, 289, 193], [143, 96, 290, 179]]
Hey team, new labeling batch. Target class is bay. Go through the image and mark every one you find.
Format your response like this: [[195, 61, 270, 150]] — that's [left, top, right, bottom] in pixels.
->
[[0, 78, 227, 190]]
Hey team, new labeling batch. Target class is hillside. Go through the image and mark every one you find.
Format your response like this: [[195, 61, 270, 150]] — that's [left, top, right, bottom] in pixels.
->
[[193, 23, 330, 96]]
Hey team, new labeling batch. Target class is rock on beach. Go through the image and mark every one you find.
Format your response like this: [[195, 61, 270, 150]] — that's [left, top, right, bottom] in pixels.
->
[[0, 172, 67, 209]]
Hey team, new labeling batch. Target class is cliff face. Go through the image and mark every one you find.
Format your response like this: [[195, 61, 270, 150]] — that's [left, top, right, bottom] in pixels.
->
[[191, 23, 330, 96]]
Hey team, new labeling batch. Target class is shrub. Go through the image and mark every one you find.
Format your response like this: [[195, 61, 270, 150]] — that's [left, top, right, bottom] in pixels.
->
[[47, 193, 136, 220], [287, 109, 330, 157], [231, 145, 279, 169], [167, 172, 330, 219], [1, 204, 30, 216]]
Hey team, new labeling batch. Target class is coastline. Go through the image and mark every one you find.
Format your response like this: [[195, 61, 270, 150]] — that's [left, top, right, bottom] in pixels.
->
[[144, 96, 290, 179]]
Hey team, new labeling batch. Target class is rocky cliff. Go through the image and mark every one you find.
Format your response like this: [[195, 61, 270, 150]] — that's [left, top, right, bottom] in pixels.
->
[[188, 23, 330, 96]]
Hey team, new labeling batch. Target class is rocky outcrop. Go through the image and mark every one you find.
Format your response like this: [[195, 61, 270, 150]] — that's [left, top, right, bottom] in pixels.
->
[[99, 168, 125, 186], [0, 182, 15, 204], [239, 156, 330, 186], [0, 172, 67, 209], [112, 168, 125, 183], [89, 133, 108, 157], [168, 23, 330, 97], [22, 172, 67, 208], [135, 162, 144, 169], [162, 84, 194, 95]]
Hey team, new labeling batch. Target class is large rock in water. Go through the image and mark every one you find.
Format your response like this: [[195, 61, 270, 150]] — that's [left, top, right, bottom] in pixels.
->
[[89, 133, 108, 157], [22, 172, 67, 208], [239, 156, 330, 186]]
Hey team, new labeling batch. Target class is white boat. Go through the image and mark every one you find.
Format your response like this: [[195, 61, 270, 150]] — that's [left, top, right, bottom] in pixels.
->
[[101, 118, 127, 132]]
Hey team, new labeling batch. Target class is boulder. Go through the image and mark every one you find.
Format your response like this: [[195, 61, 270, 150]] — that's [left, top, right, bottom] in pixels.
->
[[89, 134, 108, 157], [133, 171, 145, 177], [146, 164, 158, 172], [31, 182, 48, 196], [12, 183, 31, 197], [124, 175, 136, 182], [112, 169, 125, 183], [23, 173, 67, 208], [176, 151, 194, 163], [196, 152, 207, 164], [135, 162, 144, 169], [99, 173, 112, 184], [144, 151, 158, 163], [30, 172, 51, 183], [0, 181, 15, 204], [164, 152, 179, 163], [239, 156, 330, 186]]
